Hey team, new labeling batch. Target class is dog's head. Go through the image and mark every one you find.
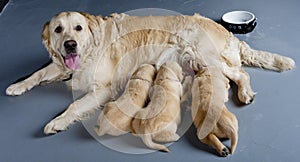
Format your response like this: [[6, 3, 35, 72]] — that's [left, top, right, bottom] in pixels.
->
[[42, 12, 101, 70]]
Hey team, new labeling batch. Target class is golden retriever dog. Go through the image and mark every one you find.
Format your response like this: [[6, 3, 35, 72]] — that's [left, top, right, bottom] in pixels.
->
[[5, 12, 295, 136], [131, 62, 183, 152], [95, 64, 156, 136], [191, 66, 238, 157]]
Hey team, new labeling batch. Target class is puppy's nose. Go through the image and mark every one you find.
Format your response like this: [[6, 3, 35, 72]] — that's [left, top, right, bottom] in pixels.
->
[[64, 40, 77, 50]]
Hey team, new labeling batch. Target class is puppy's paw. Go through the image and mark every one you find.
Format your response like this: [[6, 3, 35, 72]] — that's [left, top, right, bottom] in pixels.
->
[[238, 88, 256, 104], [219, 147, 230, 157], [6, 82, 30, 96], [44, 117, 71, 135], [94, 125, 105, 136]]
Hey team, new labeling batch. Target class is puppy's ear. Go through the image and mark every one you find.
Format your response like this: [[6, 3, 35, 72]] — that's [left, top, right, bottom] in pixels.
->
[[80, 12, 102, 46]]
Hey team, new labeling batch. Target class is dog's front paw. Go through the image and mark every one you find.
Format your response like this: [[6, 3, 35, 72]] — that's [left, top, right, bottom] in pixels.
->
[[6, 82, 31, 96], [44, 117, 71, 135], [238, 88, 256, 104]]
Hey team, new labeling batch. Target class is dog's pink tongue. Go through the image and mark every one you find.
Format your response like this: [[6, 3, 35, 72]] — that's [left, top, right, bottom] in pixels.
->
[[65, 55, 80, 70]]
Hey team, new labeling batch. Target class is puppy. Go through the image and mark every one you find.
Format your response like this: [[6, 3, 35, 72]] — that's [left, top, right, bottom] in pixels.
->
[[191, 66, 238, 157], [95, 64, 156, 136], [131, 62, 183, 152]]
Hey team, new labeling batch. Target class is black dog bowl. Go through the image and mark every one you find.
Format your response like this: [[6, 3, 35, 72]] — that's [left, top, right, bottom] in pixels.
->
[[0, 0, 9, 13], [221, 11, 257, 34]]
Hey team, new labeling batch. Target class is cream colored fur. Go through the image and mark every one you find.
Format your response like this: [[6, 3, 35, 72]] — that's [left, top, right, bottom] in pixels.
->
[[5, 12, 295, 137], [191, 66, 238, 157], [131, 62, 183, 152], [95, 64, 156, 136]]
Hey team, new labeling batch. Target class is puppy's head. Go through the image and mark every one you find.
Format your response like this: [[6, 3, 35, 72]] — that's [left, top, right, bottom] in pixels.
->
[[132, 64, 156, 82], [158, 62, 183, 82], [42, 12, 101, 70], [194, 66, 208, 78]]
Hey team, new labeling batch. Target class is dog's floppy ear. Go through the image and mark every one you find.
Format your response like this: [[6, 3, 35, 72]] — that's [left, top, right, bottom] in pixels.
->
[[41, 22, 56, 57], [41, 21, 64, 66], [80, 12, 102, 46], [42, 21, 50, 52], [41, 21, 56, 58]]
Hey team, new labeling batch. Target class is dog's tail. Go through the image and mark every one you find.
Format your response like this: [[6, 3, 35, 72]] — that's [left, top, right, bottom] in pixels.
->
[[239, 41, 295, 72], [140, 134, 170, 152]]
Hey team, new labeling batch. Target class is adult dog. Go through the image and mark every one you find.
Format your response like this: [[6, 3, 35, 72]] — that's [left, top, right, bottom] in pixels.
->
[[6, 11, 295, 135]]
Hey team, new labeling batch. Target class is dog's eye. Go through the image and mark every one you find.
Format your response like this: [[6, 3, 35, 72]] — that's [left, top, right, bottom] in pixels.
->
[[54, 26, 63, 33], [75, 25, 82, 31]]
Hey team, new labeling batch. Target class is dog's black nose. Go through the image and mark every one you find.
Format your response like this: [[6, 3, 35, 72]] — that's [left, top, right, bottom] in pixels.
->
[[64, 40, 77, 50]]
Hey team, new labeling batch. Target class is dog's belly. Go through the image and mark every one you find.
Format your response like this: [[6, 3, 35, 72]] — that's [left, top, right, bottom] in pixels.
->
[[109, 46, 180, 97]]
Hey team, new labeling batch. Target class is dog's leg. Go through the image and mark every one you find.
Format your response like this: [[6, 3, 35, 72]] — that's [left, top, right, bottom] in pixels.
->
[[222, 63, 255, 104], [44, 87, 111, 134], [181, 76, 193, 106], [217, 107, 239, 154], [6, 63, 67, 96], [201, 133, 230, 157]]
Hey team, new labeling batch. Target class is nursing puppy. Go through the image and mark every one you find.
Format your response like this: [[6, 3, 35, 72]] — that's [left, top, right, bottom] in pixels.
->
[[131, 62, 183, 152], [191, 66, 238, 157], [95, 64, 156, 136]]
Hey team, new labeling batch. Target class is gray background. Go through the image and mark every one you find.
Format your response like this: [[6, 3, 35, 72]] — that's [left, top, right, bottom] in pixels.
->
[[1, 0, 299, 161]]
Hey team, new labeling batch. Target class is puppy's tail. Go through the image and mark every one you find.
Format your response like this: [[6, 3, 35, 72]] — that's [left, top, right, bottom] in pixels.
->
[[239, 41, 295, 72], [140, 134, 170, 152], [230, 129, 238, 154], [230, 113, 238, 154]]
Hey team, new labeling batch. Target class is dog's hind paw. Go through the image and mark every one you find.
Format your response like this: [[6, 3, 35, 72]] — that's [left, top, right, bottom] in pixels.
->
[[220, 147, 230, 157], [238, 88, 256, 104]]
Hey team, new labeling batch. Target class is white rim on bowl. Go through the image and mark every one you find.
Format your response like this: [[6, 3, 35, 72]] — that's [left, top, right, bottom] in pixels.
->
[[222, 11, 255, 24]]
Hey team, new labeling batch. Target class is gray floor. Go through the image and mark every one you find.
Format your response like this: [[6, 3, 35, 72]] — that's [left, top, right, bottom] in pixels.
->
[[1, 0, 300, 161]]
